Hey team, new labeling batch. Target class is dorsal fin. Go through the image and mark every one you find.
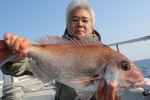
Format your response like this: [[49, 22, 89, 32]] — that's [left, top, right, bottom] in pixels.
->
[[35, 35, 103, 46]]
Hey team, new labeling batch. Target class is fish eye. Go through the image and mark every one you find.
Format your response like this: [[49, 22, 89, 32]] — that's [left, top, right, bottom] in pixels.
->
[[121, 62, 131, 71]]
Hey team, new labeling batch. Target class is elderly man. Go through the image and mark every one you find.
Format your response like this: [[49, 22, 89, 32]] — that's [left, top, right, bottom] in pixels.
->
[[1, 0, 119, 100]]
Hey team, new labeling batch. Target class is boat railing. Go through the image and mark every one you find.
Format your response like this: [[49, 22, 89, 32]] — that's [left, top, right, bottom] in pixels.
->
[[107, 35, 150, 52]]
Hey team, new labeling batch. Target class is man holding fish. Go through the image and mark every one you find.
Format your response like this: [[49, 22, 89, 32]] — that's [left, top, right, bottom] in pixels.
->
[[0, 0, 145, 100]]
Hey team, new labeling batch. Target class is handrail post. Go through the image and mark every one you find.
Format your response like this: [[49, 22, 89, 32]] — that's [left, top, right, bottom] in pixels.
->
[[3, 74, 19, 85], [116, 45, 120, 52]]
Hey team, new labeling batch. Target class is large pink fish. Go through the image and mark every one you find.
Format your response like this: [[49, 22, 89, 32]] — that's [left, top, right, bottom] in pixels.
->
[[0, 36, 146, 100]]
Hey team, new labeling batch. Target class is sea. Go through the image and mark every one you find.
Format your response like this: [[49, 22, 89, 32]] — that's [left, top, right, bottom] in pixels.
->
[[0, 58, 150, 81], [134, 58, 150, 78]]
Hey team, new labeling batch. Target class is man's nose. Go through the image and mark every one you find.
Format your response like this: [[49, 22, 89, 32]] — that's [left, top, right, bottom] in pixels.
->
[[77, 21, 83, 27]]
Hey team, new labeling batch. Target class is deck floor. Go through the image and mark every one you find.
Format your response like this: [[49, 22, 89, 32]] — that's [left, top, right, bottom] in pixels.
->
[[0, 76, 56, 100]]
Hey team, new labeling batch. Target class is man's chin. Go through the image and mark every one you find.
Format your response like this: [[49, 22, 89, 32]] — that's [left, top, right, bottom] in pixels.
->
[[76, 34, 85, 40]]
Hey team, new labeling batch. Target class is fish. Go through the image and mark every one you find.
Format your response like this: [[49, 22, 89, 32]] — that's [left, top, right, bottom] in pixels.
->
[[0, 35, 146, 100]]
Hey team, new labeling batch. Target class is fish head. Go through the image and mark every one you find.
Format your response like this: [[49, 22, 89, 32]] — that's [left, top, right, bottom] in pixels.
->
[[103, 50, 146, 96]]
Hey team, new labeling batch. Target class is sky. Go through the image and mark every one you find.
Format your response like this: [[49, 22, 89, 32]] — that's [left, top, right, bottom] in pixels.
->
[[0, 0, 150, 62]]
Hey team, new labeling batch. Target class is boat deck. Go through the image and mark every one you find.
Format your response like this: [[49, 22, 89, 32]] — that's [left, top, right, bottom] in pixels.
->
[[0, 75, 56, 100]]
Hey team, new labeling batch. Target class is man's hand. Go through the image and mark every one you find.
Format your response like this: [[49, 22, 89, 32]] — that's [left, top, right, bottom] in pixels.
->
[[95, 80, 120, 100], [4, 32, 30, 62]]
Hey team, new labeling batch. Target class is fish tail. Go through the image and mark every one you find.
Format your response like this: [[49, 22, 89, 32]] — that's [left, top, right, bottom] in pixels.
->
[[0, 40, 18, 66]]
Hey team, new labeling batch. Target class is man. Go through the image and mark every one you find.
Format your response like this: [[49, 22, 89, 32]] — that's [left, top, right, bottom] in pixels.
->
[[1, 0, 119, 100]]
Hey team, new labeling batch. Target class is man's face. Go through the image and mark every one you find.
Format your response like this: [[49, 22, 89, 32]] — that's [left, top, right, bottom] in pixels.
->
[[67, 8, 93, 39]]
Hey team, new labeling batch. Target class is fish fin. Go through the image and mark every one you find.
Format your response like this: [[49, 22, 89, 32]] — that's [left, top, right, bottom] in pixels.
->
[[0, 40, 19, 66], [76, 91, 95, 100], [35, 35, 103, 46], [29, 58, 53, 83]]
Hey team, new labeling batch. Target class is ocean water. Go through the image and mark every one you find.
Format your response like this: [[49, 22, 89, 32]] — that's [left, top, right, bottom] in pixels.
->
[[134, 58, 150, 78], [0, 58, 150, 81]]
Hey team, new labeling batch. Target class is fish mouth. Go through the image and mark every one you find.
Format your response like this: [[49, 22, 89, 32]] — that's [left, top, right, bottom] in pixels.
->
[[116, 79, 146, 95], [124, 77, 146, 89], [130, 79, 146, 89], [116, 83, 145, 96]]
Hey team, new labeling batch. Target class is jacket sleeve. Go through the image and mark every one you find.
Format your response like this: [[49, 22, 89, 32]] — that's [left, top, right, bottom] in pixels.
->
[[0, 57, 33, 77]]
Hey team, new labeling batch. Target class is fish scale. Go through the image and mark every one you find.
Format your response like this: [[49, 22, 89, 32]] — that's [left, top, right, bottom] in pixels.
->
[[28, 44, 102, 80]]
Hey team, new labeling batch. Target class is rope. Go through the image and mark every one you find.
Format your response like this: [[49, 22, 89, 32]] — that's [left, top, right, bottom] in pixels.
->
[[23, 82, 56, 93], [2, 82, 24, 100]]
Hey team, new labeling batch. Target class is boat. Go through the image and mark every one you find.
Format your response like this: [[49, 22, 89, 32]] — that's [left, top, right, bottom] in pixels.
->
[[0, 35, 150, 100]]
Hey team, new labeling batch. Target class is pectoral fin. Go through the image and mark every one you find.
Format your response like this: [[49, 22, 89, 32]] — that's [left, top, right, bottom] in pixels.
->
[[29, 58, 53, 83]]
